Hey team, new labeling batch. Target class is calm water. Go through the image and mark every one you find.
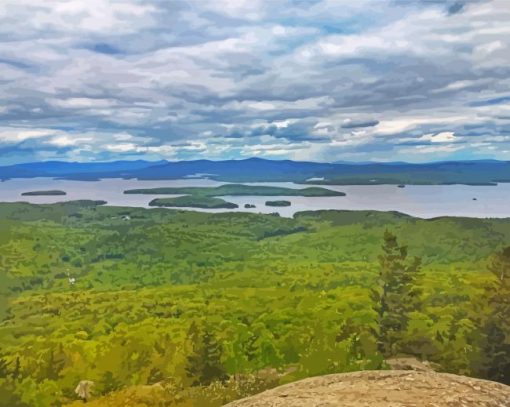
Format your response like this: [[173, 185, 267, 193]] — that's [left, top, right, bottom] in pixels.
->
[[0, 177, 509, 218]]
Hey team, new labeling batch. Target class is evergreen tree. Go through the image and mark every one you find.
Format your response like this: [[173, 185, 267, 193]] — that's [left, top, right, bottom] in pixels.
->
[[100, 371, 122, 395], [185, 322, 228, 386], [483, 246, 510, 384], [0, 355, 10, 378], [11, 357, 21, 382], [45, 345, 66, 381], [245, 334, 259, 363], [372, 231, 422, 356]]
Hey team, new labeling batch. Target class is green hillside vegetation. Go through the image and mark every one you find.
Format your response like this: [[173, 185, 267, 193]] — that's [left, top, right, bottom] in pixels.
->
[[21, 190, 67, 196], [265, 200, 291, 207], [0, 201, 508, 406]]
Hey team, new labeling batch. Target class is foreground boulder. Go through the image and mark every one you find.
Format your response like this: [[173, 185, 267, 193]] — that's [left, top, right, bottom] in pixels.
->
[[224, 370, 510, 407]]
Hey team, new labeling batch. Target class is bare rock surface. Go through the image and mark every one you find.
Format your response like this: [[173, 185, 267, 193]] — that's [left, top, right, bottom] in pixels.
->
[[385, 357, 438, 372], [224, 370, 510, 407]]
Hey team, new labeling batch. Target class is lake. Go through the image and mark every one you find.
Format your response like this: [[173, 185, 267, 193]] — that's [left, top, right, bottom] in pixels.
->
[[0, 177, 509, 218]]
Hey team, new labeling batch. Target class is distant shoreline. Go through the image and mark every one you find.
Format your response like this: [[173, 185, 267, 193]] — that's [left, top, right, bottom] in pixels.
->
[[1, 158, 509, 185]]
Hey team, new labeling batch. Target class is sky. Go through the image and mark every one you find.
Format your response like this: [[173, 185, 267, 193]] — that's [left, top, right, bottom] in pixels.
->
[[1, 0, 510, 164]]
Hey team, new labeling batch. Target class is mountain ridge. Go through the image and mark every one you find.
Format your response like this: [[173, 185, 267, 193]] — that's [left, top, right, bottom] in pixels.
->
[[1, 158, 510, 185]]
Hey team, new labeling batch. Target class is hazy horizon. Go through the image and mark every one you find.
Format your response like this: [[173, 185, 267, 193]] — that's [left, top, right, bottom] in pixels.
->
[[2, 156, 510, 167]]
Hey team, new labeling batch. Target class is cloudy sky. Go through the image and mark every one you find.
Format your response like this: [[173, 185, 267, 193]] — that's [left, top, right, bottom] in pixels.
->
[[1, 0, 510, 164]]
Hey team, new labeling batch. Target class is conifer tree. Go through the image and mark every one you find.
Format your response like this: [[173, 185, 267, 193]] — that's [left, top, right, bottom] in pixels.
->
[[185, 322, 228, 386], [100, 371, 122, 395], [0, 355, 10, 378], [11, 357, 20, 382], [483, 246, 510, 384], [372, 231, 422, 356], [45, 345, 66, 381]]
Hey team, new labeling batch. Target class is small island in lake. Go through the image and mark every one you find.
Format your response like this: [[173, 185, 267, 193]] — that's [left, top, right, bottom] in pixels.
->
[[398, 185, 406, 188], [244, 204, 256, 208], [265, 200, 291, 207], [149, 196, 239, 209], [21, 190, 67, 196]]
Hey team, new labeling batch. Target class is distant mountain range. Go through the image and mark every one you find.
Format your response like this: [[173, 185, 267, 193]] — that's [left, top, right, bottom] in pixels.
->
[[1, 158, 510, 185]]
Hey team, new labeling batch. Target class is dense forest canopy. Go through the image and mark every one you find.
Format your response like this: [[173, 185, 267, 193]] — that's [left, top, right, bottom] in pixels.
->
[[0, 201, 509, 406]]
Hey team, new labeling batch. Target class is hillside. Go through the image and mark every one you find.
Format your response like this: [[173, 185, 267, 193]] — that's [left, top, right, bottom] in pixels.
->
[[225, 370, 510, 407], [0, 202, 509, 405], [2, 158, 510, 184]]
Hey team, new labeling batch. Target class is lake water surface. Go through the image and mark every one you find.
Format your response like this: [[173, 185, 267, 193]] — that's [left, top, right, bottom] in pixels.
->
[[0, 177, 509, 218]]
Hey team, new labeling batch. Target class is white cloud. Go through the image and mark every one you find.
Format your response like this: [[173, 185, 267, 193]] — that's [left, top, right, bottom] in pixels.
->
[[403, 144, 465, 154], [0, 0, 157, 36], [0, 0, 510, 163], [198, 0, 266, 21], [226, 96, 333, 112], [48, 97, 118, 109], [47, 135, 93, 147], [0, 127, 56, 143], [420, 132, 458, 143], [240, 142, 307, 157]]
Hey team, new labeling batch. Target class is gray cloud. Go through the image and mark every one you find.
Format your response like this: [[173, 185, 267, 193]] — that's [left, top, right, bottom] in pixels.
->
[[0, 0, 510, 163], [341, 119, 379, 129]]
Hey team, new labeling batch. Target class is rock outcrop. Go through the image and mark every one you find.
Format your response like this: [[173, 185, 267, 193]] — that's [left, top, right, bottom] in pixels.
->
[[224, 370, 510, 406]]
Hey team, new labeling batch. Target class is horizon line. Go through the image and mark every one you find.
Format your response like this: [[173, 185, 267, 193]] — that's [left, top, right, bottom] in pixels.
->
[[1, 157, 509, 167]]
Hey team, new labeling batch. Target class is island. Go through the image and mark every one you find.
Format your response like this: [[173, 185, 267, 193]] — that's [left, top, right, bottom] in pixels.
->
[[149, 196, 239, 209], [124, 184, 345, 197], [21, 190, 67, 196], [244, 204, 256, 208], [265, 200, 291, 207], [129, 184, 343, 210]]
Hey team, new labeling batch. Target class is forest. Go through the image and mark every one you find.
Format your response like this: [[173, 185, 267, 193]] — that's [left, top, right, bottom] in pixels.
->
[[0, 200, 509, 406]]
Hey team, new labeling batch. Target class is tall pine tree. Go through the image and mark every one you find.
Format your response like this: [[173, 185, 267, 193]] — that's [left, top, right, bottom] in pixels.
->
[[45, 345, 66, 381], [185, 322, 228, 386], [11, 357, 20, 382], [99, 370, 122, 395], [372, 231, 421, 357], [483, 246, 510, 384], [0, 355, 10, 378]]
